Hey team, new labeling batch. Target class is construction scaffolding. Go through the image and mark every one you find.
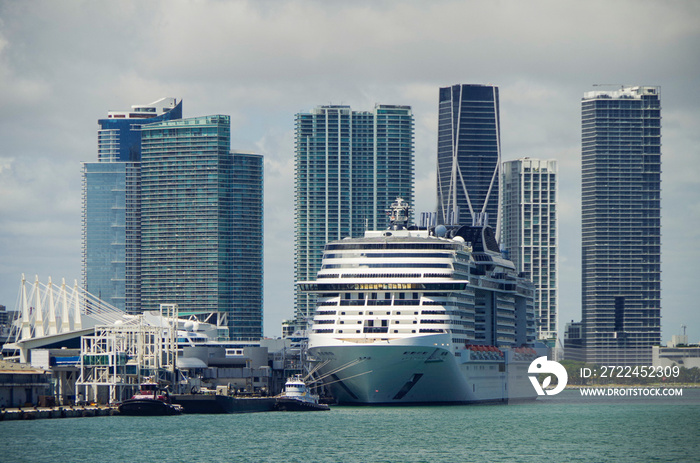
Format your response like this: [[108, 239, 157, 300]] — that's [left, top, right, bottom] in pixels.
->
[[76, 304, 178, 404]]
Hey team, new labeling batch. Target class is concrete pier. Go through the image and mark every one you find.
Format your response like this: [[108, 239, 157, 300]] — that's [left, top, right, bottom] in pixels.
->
[[0, 405, 119, 421]]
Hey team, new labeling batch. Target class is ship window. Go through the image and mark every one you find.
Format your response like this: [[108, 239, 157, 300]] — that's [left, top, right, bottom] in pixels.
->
[[385, 293, 391, 300], [368, 311, 373, 315]]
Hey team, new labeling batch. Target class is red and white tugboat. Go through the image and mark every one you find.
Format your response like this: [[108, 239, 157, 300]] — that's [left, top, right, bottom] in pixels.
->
[[119, 381, 183, 416]]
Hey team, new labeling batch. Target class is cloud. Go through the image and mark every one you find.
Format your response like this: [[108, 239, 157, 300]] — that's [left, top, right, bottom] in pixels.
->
[[0, 155, 82, 300], [256, 128, 296, 332], [0, 0, 699, 341]]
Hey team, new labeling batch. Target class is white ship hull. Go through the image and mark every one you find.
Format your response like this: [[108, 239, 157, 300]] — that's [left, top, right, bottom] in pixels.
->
[[309, 333, 537, 405]]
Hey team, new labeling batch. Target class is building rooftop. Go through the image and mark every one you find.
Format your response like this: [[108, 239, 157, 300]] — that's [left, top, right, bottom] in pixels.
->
[[583, 86, 659, 100], [0, 360, 49, 374], [106, 97, 179, 119]]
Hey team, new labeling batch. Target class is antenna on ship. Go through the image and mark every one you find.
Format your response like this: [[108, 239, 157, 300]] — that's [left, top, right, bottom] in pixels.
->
[[386, 197, 410, 230]]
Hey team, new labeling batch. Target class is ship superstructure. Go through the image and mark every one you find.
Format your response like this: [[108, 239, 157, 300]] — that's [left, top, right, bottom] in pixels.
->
[[301, 199, 540, 404]]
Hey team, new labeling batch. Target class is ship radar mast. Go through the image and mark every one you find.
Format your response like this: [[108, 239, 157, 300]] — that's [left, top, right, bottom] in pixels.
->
[[386, 197, 410, 230]]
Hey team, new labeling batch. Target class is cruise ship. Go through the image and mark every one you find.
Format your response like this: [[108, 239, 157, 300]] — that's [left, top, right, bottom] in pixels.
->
[[301, 199, 542, 404]]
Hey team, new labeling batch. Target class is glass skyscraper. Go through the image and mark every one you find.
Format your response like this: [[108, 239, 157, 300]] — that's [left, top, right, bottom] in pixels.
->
[[82, 98, 182, 311], [294, 104, 414, 329], [437, 84, 501, 229], [501, 158, 558, 342], [227, 151, 264, 340], [139, 116, 263, 340], [580, 86, 661, 365]]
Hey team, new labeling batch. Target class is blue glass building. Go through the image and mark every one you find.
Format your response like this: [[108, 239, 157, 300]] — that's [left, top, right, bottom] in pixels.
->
[[82, 98, 182, 311], [580, 86, 662, 365], [294, 104, 414, 328], [437, 84, 501, 229], [82, 162, 128, 308], [226, 151, 264, 340], [140, 117, 263, 340]]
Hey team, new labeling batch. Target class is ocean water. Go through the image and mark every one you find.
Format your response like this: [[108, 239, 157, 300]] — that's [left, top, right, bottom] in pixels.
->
[[2, 389, 698, 463]]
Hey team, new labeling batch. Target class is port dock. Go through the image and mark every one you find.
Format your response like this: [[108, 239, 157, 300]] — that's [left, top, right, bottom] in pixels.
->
[[0, 405, 119, 421]]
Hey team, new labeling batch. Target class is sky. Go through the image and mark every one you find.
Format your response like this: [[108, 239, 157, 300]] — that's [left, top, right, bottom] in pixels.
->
[[1, 0, 699, 343]]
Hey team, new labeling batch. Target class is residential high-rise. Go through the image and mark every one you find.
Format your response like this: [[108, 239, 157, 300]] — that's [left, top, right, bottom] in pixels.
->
[[437, 84, 501, 229], [294, 104, 414, 329], [580, 86, 661, 365], [140, 116, 263, 340], [501, 158, 558, 342], [227, 151, 264, 340], [82, 98, 182, 311]]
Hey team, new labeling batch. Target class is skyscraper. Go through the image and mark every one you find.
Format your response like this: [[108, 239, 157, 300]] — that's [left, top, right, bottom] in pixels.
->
[[82, 98, 182, 311], [581, 86, 661, 365], [227, 151, 264, 340], [294, 104, 414, 328], [437, 84, 501, 229], [501, 158, 558, 342], [139, 116, 263, 340]]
